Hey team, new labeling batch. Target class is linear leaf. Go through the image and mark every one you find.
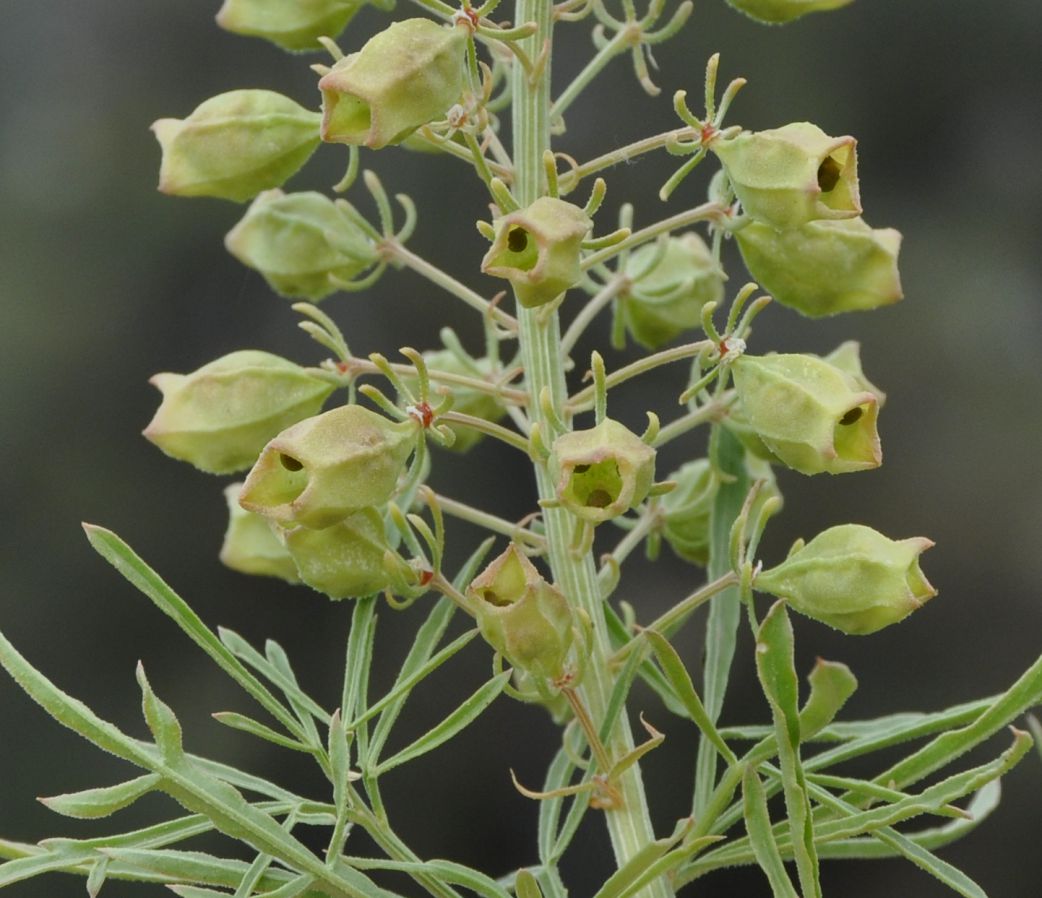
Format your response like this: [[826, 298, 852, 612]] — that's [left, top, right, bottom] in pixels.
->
[[515, 869, 545, 898], [265, 639, 325, 748], [40, 774, 161, 819], [798, 659, 857, 741], [374, 672, 509, 775], [347, 629, 478, 732], [212, 713, 313, 753], [83, 525, 306, 742], [742, 766, 799, 898], [645, 630, 735, 764], [693, 426, 748, 817], [755, 602, 820, 898], [137, 663, 185, 762], [86, 856, 108, 897], [369, 595, 457, 763], [258, 873, 318, 898], [340, 858, 509, 898], [216, 628, 328, 725]]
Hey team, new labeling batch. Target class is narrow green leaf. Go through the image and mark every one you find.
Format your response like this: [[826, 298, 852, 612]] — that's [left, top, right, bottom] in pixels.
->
[[347, 629, 478, 731], [802, 779, 989, 898], [817, 781, 1001, 860], [329, 710, 351, 820], [645, 630, 736, 764], [1027, 714, 1042, 763], [338, 858, 508, 898], [40, 774, 161, 820], [741, 766, 799, 898], [374, 672, 509, 775], [341, 596, 378, 729], [0, 628, 155, 767], [537, 748, 574, 864], [86, 857, 108, 897], [169, 888, 238, 898], [265, 639, 325, 749], [515, 869, 545, 898], [755, 602, 820, 898], [798, 659, 857, 740], [216, 628, 328, 725], [136, 663, 184, 762], [604, 604, 686, 718], [82, 526, 307, 742], [369, 595, 456, 762], [694, 426, 748, 818], [258, 873, 318, 898], [613, 836, 722, 898], [212, 713, 312, 753], [845, 649, 1042, 799]]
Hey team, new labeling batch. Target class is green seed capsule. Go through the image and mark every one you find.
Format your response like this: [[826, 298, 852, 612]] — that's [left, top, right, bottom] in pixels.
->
[[282, 508, 393, 599], [239, 405, 418, 529], [725, 0, 854, 25], [481, 197, 592, 309], [551, 419, 656, 523], [224, 190, 378, 301], [712, 122, 860, 230], [731, 353, 881, 476], [152, 90, 321, 202], [143, 350, 335, 474], [318, 18, 467, 149], [216, 0, 363, 52], [468, 545, 574, 681], [755, 524, 936, 635], [619, 234, 725, 349], [735, 217, 903, 317], [219, 484, 300, 583]]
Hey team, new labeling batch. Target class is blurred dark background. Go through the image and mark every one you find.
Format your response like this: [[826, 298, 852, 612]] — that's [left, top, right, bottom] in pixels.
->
[[2, 0, 1041, 895]]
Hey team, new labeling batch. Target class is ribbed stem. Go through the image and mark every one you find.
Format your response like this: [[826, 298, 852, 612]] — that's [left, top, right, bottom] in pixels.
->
[[510, 3, 671, 894]]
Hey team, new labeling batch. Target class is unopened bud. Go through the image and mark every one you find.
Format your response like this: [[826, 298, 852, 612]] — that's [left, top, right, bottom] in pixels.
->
[[143, 350, 334, 474], [552, 419, 656, 523], [712, 122, 860, 229], [725, 0, 853, 25], [736, 217, 902, 317], [225, 190, 378, 301], [152, 90, 321, 202], [217, 0, 362, 52], [239, 405, 418, 528], [282, 508, 392, 599], [755, 524, 936, 635], [481, 197, 591, 309], [219, 484, 299, 582], [620, 234, 725, 349], [318, 18, 466, 149], [468, 545, 574, 680], [732, 353, 881, 475]]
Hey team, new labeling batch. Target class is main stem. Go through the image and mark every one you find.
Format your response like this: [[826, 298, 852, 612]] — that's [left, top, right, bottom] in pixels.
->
[[510, 4, 671, 895]]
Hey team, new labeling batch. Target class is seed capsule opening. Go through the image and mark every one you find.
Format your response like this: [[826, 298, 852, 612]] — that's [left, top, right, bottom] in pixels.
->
[[817, 155, 843, 193], [838, 407, 863, 426], [279, 453, 304, 471]]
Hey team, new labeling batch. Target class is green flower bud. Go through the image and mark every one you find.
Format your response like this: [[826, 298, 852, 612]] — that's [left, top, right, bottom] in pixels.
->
[[143, 350, 335, 474], [735, 217, 902, 317], [216, 0, 362, 52], [410, 350, 507, 452], [225, 190, 377, 301], [619, 234, 725, 349], [659, 459, 717, 565], [468, 545, 574, 680], [712, 122, 860, 229], [219, 484, 299, 583], [318, 19, 466, 149], [239, 405, 418, 529], [282, 508, 392, 599], [732, 353, 881, 475], [152, 90, 321, 202], [552, 419, 656, 523], [481, 197, 592, 309], [725, 0, 853, 25], [755, 524, 936, 635]]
